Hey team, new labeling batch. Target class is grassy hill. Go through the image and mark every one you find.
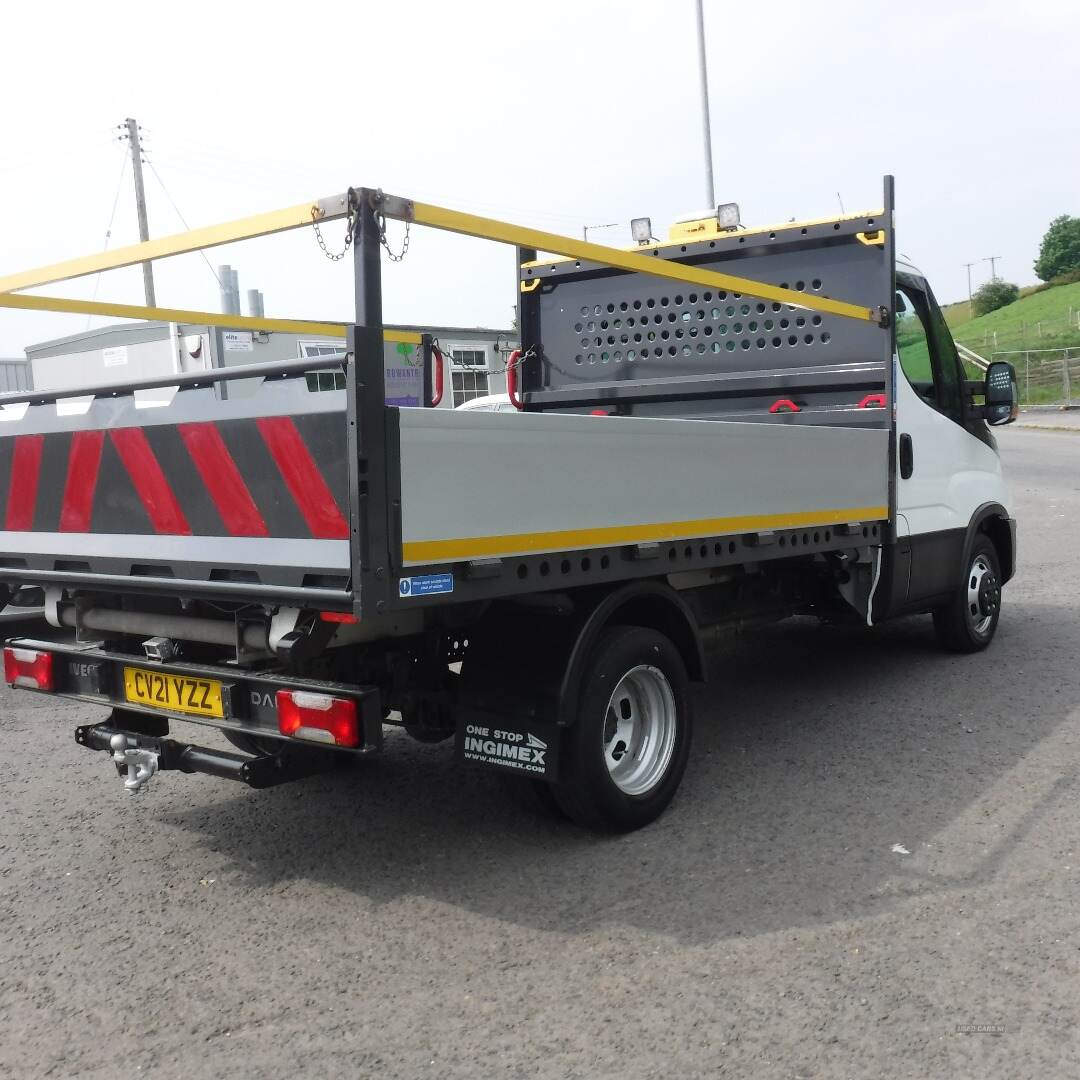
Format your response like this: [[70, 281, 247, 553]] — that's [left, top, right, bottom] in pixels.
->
[[896, 280, 1080, 393], [940, 280, 1080, 359]]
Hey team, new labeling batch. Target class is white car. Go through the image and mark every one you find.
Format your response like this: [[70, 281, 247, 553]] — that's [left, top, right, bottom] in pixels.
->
[[454, 393, 516, 413]]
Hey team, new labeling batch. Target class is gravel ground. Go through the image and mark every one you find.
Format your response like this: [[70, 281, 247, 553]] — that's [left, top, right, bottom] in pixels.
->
[[1, 426, 1078, 1080]]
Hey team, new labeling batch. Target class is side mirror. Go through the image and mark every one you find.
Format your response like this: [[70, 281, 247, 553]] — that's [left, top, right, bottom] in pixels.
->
[[984, 361, 1018, 426]]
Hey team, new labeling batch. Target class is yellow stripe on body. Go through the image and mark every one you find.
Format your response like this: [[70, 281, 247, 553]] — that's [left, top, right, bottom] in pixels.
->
[[0, 293, 422, 344], [402, 506, 889, 564]]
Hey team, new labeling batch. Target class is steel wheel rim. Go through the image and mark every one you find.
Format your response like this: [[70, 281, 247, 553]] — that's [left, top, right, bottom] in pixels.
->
[[602, 664, 677, 796], [966, 554, 997, 635]]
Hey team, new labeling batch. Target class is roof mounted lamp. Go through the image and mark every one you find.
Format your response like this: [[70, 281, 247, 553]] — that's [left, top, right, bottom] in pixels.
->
[[716, 203, 741, 231], [630, 217, 654, 246]]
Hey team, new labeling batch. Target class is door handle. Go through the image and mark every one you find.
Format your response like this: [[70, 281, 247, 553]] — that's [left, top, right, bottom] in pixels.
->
[[899, 433, 914, 479]]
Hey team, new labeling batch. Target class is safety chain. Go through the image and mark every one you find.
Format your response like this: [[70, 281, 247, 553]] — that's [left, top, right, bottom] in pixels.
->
[[501, 344, 535, 376], [376, 212, 411, 262], [430, 339, 532, 376], [312, 189, 411, 263], [311, 190, 357, 261]]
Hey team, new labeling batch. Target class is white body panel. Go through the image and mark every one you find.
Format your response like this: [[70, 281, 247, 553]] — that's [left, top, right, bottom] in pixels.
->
[[894, 362, 1010, 535], [398, 410, 889, 566]]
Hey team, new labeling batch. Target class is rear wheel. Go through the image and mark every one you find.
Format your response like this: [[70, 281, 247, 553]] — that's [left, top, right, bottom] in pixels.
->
[[933, 536, 1002, 652], [552, 626, 692, 832]]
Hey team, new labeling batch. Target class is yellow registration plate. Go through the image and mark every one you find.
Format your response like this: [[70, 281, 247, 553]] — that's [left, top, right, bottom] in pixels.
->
[[123, 666, 224, 719]]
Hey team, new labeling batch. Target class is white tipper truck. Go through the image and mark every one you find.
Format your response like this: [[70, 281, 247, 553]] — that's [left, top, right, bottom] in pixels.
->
[[0, 177, 1018, 831]]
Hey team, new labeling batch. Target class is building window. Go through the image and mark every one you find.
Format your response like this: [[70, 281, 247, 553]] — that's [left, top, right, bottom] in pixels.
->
[[448, 346, 489, 406], [452, 368, 490, 406], [305, 370, 347, 392], [451, 348, 487, 369], [299, 341, 346, 392]]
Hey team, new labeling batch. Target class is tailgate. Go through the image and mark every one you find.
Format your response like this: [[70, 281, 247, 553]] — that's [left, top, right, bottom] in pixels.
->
[[0, 375, 351, 601]]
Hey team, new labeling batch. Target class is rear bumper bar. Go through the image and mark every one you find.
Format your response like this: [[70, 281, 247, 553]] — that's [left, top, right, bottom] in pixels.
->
[[5, 636, 384, 752]]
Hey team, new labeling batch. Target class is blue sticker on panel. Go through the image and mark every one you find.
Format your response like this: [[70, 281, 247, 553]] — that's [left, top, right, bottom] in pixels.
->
[[399, 573, 454, 598]]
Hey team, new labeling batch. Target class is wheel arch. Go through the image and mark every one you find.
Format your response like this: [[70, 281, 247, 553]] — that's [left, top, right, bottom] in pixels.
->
[[966, 502, 1015, 584], [558, 581, 705, 724]]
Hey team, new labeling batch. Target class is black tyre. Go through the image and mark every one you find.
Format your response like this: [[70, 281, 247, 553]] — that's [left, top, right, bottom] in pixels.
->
[[552, 626, 692, 832], [933, 536, 1002, 653]]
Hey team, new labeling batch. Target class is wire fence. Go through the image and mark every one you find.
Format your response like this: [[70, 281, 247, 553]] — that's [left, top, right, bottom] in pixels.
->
[[955, 307, 1080, 353], [992, 348, 1080, 407]]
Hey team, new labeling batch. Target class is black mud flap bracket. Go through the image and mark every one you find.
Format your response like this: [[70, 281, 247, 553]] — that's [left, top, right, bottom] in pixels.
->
[[75, 721, 351, 794]]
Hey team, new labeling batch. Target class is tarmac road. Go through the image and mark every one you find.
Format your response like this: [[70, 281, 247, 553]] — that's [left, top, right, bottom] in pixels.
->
[[1, 426, 1078, 1080]]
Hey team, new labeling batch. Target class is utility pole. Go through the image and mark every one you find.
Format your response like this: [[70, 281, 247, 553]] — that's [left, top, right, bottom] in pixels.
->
[[962, 261, 976, 315], [694, 0, 716, 208], [983, 255, 1001, 282], [121, 117, 156, 307]]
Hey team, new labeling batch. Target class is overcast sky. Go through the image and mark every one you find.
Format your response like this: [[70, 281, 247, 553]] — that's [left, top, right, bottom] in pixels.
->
[[1, 0, 1076, 356]]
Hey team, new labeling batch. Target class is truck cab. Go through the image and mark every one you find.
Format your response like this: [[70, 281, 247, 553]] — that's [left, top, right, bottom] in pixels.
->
[[880, 260, 1016, 646]]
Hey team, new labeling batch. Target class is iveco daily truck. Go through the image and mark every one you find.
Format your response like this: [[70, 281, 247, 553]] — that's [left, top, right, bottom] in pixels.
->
[[0, 177, 1018, 831]]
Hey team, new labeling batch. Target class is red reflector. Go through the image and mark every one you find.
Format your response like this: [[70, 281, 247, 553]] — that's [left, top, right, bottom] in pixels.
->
[[858, 393, 887, 409], [276, 689, 359, 747], [319, 611, 359, 624], [3, 646, 54, 690], [769, 398, 801, 414]]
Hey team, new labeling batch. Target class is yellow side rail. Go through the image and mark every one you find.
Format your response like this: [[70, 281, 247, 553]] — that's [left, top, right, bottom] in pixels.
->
[[0, 293, 421, 345], [401, 199, 879, 324], [0, 187, 883, 329]]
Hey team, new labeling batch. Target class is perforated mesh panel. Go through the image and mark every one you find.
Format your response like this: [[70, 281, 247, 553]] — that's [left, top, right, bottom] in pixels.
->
[[568, 282, 832, 369], [525, 218, 892, 424]]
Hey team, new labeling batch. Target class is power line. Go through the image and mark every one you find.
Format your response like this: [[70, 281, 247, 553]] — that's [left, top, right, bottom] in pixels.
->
[[86, 146, 131, 330], [145, 159, 223, 289]]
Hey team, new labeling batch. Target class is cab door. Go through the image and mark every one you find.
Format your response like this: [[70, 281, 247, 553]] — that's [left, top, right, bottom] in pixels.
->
[[894, 274, 1005, 606]]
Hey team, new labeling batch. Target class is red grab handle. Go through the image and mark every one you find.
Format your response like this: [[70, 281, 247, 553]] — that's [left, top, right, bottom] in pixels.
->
[[769, 398, 801, 413], [506, 349, 524, 410], [430, 346, 444, 407], [858, 393, 886, 409]]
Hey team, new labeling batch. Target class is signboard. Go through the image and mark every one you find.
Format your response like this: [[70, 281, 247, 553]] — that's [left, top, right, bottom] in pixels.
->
[[223, 331, 254, 352], [384, 340, 423, 407]]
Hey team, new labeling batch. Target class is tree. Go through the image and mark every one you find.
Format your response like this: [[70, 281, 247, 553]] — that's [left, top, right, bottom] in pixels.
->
[[1034, 215, 1080, 282], [973, 279, 1019, 317]]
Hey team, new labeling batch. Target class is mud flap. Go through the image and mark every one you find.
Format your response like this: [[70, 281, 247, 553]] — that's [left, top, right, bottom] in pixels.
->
[[455, 715, 560, 782]]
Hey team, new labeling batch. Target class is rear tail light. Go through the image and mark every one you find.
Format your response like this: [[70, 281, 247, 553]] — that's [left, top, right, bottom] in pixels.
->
[[319, 611, 359, 624], [276, 689, 359, 748], [4, 647, 54, 690]]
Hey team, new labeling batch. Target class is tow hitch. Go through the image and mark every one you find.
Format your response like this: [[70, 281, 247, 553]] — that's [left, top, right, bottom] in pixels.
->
[[110, 734, 159, 794], [76, 721, 343, 792]]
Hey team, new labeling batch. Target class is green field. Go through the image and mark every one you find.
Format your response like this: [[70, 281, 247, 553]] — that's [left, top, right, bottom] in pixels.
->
[[940, 280, 1080, 358], [895, 281, 1080, 399]]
